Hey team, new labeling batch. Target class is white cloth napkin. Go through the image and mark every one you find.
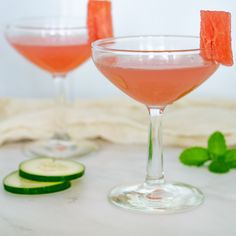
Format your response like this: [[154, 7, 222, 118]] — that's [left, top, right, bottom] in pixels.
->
[[0, 97, 235, 147]]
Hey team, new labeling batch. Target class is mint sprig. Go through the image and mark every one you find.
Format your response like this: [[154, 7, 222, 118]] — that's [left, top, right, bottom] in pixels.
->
[[179, 131, 235, 174]]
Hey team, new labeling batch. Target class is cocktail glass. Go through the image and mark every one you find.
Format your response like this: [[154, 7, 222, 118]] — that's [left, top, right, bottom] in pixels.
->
[[5, 17, 95, 158], [92, 35, 219, 213]]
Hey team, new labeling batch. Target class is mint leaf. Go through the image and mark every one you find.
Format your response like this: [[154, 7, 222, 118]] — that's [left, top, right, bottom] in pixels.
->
[[208, 131, 227, 158], [179, 147, 209, 166], [225, 149, 236, 168], [208, 161, 230, 174]]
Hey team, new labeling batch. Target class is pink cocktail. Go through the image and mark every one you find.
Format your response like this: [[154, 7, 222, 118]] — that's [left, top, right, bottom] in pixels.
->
[[11, 37, 90, 74], [5, 17, 93, 158], [96, 55, 218, 106], [92, 35, 219, 213]]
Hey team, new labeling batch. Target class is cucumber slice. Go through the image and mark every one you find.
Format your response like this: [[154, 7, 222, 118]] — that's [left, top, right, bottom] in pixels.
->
[[3, 171, 70, 195], [19, 158, 85, 182]]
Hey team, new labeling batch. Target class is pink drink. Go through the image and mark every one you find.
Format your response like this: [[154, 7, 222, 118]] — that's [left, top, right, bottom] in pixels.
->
[[10, 37, 91, 74], [96, 56, 219, 106]]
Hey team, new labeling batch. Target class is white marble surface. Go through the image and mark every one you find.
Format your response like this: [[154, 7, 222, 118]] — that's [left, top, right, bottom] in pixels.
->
[[0, 142, 235, 236]]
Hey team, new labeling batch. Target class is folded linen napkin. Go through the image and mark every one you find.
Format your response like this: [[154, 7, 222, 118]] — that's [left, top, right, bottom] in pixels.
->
[[0, 97, 235, 147]]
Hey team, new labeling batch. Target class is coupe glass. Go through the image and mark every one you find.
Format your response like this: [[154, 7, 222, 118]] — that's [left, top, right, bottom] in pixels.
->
[[92, 35, 219, 213], [5, 17, 95, 158]]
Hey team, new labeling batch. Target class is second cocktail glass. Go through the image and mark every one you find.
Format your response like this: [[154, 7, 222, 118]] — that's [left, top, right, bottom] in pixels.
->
[[92, 35, 219, 213], [5, 17, 94, 158]]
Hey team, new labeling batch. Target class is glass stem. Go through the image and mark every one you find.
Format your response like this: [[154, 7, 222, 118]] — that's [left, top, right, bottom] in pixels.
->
[[145, 106, 165, 186], [52, 74, 70, 141]]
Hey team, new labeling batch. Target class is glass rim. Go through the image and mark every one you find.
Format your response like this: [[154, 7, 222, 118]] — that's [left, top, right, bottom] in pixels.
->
[[5, 16, 87, 31], [92, 35, 201, 54]]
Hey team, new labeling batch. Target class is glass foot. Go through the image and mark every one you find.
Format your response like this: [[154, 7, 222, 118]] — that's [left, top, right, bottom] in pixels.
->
[[108, 182, 204, 214], [24, 139, 98, 158]]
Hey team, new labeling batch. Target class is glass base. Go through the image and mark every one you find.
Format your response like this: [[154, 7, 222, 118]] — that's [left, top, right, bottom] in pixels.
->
[[108, 182, 204, 214], [24, 139, 98, 158]]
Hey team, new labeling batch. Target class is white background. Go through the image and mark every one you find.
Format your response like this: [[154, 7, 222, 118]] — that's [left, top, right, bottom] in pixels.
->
[[0, 0, 235, 100]]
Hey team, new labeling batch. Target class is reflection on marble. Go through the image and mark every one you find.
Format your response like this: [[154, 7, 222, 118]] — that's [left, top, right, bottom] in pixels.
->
[[0, 143, 235, 236]]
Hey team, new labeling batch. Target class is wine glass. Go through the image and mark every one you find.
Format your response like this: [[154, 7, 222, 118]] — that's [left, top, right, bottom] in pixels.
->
[[92, 35, 219, 213], [5, 17, 95, 158]]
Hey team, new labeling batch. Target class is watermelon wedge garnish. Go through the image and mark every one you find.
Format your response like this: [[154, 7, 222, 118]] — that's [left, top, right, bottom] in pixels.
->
[[200, 10, 233, 66], [87, 0, 113, 42]]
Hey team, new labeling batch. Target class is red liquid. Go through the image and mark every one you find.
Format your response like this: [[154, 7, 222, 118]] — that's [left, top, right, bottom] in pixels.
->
[[11, 37, 91, 74], [96, 56, 219, 106]]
